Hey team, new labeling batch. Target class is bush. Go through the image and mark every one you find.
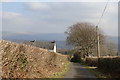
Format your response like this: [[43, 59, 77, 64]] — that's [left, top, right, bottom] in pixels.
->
[[70, 53, 82, 63], [85, 57, 120, 72], [98, 57, 120, 72], [85, 57, 98, 66]]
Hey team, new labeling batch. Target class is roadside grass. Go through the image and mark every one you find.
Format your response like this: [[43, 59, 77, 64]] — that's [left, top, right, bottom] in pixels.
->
[[48, 62, 71, 78], [81, 63, 108, 79]]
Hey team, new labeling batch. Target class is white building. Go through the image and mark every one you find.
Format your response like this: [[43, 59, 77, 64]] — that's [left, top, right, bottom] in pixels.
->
[[50, 40, 57, 53]]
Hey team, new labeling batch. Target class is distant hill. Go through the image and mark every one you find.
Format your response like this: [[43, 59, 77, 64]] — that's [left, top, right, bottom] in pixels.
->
[[2, 31, 67, 41], [106, 36, 118, 45], [2, 31, 73, 49], [2, 31, 119, 50]]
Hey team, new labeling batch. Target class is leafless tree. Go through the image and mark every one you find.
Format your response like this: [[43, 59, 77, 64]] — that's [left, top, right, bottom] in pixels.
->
[[65, 22, 105, 57]]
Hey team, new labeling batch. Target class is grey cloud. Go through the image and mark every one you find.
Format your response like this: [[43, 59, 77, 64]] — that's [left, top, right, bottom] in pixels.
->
[[2, 2, 118, 36]]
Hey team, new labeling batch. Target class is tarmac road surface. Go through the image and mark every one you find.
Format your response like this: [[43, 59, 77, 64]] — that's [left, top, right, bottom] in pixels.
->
[[65, 62, 97, 78]]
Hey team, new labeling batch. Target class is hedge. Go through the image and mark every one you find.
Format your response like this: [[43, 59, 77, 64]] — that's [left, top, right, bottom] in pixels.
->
[[85, 57, 120, 72]]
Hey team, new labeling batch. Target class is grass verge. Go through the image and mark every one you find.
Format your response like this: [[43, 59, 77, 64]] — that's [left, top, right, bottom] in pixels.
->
[[48, 62, 71, 78], [81, 63, 108, 79]]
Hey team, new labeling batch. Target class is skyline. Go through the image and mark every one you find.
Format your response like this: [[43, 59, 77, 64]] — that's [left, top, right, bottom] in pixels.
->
[[0, 1, 118, 37]]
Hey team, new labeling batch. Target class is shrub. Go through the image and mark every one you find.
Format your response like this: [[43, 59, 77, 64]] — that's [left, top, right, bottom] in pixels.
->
[[98, 57, 120, 72], [70, 53, 82, 63], [85, 57, 98, 66], [85, 57, 120, 72]]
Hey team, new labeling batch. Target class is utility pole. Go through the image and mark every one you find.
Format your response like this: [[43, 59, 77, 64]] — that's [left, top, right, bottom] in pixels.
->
[[96, 26, 100, 58], [95, 0, 109, 58]]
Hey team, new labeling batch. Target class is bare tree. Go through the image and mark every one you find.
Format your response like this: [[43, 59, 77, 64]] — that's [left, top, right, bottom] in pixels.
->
[[65, 22, 105, 57]]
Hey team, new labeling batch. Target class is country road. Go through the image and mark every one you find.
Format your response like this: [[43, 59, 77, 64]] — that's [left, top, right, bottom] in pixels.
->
[[65, 62, 97, 78]]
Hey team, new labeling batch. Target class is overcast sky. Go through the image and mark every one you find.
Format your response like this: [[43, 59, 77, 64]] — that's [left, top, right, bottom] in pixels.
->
[[0, 0, 118, 37]]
